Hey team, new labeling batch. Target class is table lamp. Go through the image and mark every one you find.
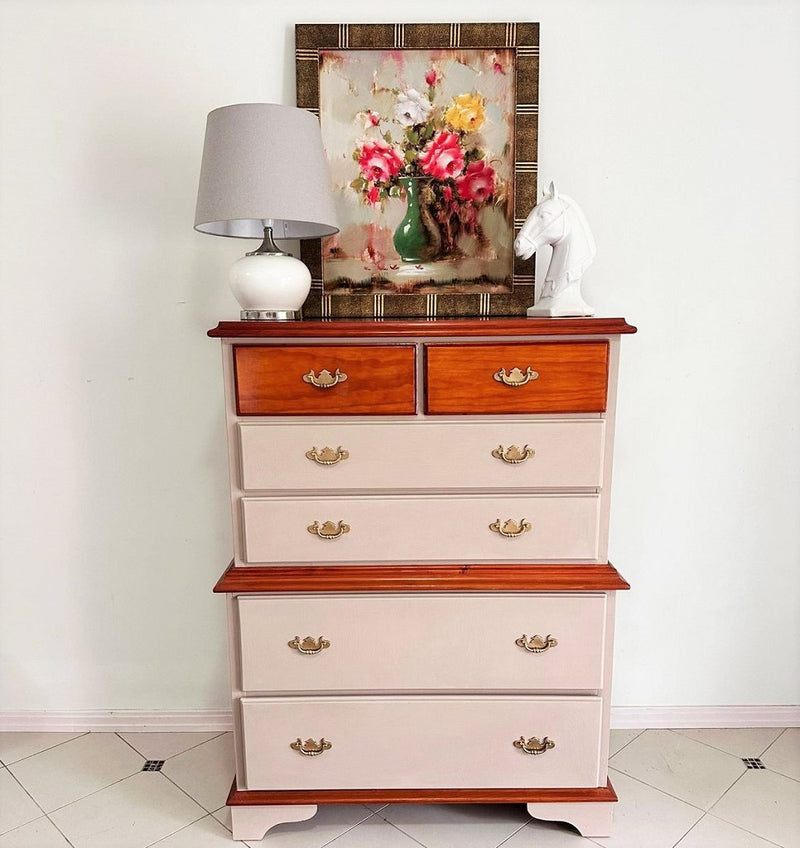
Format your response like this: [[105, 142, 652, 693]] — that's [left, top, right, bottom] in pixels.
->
[[194, 103, 338, 320]]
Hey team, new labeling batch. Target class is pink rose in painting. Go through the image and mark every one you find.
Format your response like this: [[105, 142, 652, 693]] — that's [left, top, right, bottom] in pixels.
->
[[365, 184, 381, 206], [424, 67, 439, 86], [357, 139, 403, 182], [365, 110, 380, 128], [419, 132, 465, 180], [488, 52, 506, 74], [455, 160, 495, 203]]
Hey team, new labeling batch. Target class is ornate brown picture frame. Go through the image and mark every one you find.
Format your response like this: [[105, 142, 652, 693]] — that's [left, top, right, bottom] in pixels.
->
[[296, 22, 539, 318]]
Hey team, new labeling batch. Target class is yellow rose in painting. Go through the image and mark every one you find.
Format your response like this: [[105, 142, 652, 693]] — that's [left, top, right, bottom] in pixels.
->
[[445, 93, 486, 132]]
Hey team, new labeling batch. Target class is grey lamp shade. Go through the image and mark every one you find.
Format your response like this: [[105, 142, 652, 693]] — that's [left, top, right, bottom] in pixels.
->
[[194, 103, 339, 240]]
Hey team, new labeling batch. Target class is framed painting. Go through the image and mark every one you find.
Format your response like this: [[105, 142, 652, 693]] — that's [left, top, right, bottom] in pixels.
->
[[296, 22, 539, 318]]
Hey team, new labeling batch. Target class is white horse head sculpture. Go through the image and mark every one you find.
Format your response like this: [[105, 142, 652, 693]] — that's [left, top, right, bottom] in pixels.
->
[[514, 181, 597, 317]]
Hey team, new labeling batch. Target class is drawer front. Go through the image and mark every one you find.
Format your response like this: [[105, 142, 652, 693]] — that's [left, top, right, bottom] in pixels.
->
[[240, 494, 600, 564], [237, 593, 607, 692], [233, 344, 416, 416], [238, 420, 605, 492], [425, 342, 609, 414], [241, 695, 603, 790]]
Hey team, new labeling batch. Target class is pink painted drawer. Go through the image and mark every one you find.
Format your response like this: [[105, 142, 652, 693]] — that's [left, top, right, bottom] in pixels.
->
[[240, 694, 604, 790], [236, 593, 608, 692], [238, 420, 605, 492], [240, 494, 601, 564]]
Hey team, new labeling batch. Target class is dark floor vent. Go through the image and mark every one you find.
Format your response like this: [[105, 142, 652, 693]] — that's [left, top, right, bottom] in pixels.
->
[[142, 760, 165, 772]]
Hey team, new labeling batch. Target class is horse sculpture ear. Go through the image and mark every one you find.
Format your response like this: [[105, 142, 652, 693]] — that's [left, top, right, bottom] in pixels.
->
[[548, 181, 558, 199]]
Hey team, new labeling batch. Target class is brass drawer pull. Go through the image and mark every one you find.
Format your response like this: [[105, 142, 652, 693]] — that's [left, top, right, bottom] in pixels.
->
[[290, 737, 332, 757], [302, 368, 348, 389], [516, 634, 558, 653], [288, 636, 331, 655], [306, 446, 350, 465], [514, 736, 555, 756], [493, 366, 539, 387], [307, 520, 350, 540], [489, 518, 531, 538], [492, 444, 535, 464]]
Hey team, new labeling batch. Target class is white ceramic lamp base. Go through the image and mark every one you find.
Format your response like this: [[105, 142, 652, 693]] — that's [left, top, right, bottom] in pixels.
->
[[230, 252, 312, 320]]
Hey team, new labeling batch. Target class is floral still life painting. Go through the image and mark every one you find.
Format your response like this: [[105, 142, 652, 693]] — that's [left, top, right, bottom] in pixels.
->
[[296, 22, 539, 317], [319, 47, 516, 296]]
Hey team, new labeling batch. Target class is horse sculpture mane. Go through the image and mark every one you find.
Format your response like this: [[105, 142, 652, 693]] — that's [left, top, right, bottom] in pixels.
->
[[514, 182, 596, 317]]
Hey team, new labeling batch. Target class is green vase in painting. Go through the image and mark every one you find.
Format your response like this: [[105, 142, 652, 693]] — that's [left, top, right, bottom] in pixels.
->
[[393, 177, 440, 263]]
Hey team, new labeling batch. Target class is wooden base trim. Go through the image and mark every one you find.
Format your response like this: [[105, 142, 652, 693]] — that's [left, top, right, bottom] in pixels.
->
[[226, 780, 618, 807], [230, 804, 317, 841], [208, 317, 637, 339], [528, 797, 615, 838], [214, 562, 630, 593]]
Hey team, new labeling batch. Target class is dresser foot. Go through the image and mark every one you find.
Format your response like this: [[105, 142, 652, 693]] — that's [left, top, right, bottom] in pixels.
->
[[229, 804, 318, 841], [526, 800, 614, 838]]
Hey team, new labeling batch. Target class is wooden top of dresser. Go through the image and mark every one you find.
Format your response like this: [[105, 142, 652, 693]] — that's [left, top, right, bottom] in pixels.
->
[[214, 562, 631, 593], [208, 317, 637, 339]]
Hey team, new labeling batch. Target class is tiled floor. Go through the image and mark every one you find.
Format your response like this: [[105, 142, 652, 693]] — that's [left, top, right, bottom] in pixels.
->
[[0, 728, 798, 847]]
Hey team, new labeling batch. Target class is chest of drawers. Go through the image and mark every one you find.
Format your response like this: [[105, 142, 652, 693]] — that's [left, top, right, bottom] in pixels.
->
[[209, 317, 635, 841]]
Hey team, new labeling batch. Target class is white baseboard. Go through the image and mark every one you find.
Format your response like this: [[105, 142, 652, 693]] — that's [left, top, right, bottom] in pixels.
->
[[0, 706, 797, 733], [0, 711, 234, 733], [611, 705, 800, 729]]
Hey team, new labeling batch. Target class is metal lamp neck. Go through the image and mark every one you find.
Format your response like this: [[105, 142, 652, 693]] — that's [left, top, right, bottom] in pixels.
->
[[246, 226, 289, 257]]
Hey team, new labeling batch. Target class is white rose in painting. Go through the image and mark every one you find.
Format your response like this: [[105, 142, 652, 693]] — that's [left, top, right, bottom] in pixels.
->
[[394, 89, 433, 127]]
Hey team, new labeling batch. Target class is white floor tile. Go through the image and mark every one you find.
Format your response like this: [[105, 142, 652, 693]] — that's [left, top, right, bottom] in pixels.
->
[[118, 731, 223, 761], [211, 806, 231, 831], [161, 733, 234, 812], [0, 728, 794, 848], [324, 815, 424, 847], [609, 730, 644, 757], [0, 733, 85, 766], [48, 771, 205, 848], [0, 770, 42, 836], [379, 803, 529, 848], [240, 805, 375, 847], [362, 802, 390, 813], [589, 771, 703, 848], [7, 732, 143, 812], [148, 814, 236, 847], [675, 813, 784, 848], [674, 728, 784, 759], [711, 769, 800, 848], [499, 818, 597, 846], [0, 817, 72, 848], [609, 729, 745, 809], [761, 728, 800, 782]]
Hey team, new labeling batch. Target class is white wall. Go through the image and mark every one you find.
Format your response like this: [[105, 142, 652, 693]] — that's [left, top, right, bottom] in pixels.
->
[[0, 0, 797, 715]]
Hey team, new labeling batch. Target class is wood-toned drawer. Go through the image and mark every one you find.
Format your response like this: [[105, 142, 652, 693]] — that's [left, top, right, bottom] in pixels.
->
[[425, 342, 609, 414], [233, 344, 416, 416], [238, 419, 605, 492], [240, 695, 603, 790], [240, 494, 600, 564], [237, 593, 608, 692]]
